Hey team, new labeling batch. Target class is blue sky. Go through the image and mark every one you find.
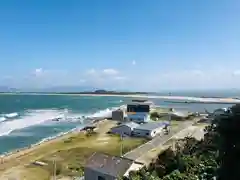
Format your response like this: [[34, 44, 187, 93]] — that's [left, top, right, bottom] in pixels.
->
[[0, 0, 240, 91]]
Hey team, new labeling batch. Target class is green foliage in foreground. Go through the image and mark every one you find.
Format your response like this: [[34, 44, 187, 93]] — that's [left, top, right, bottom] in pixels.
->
[[123, 106, 236, 180], [119, 104, 240, 180], [119, 131, 219, 180]]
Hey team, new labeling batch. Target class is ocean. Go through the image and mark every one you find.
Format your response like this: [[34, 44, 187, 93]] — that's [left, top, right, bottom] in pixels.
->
[[0, 93, 236, 154]]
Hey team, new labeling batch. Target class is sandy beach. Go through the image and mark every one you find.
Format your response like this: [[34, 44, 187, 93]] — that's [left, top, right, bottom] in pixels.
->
[[0, 119, 100, 163], [1, 92, 240, 103]]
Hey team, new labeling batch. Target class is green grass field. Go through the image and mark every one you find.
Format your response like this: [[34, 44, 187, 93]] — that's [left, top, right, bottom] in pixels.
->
[[4, 132, 145, 180], [0, 120, 146, 180]]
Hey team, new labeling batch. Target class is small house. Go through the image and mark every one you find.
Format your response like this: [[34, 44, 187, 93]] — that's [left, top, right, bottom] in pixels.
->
[[132, 121, 170, 139], [110, 122, 139, 136], [126, 100, 154, 123], [84, 152, 143, 180]]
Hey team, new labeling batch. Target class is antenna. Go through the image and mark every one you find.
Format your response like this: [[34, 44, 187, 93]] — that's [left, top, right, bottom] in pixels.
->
[[168, 112, 171, 133]]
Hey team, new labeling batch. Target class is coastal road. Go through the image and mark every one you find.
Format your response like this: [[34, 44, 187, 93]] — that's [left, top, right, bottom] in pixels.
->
[[123, 120, 197, 161]]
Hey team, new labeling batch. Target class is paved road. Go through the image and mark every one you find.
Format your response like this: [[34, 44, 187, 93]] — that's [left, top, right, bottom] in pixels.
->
[[123, 120, 196, 160]]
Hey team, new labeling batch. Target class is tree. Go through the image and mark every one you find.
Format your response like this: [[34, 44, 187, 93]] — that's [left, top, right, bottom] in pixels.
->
[[215, 104, 240, 180], [150, 112, 162, 120]]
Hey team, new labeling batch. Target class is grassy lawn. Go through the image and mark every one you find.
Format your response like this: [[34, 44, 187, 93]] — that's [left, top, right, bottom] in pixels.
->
[[1, 130, 146, 180]]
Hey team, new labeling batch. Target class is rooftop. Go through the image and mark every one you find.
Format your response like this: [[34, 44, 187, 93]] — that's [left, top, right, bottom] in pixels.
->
[[85, 152, 134, 177], [134, 121, 170, 131], [131, 99, 148, 102], [121, 122, 140, 129], [128, 99, 154, 106]]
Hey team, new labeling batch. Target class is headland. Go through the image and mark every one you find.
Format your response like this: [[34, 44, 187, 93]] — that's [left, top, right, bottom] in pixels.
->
[[1, 90, 240, 104]]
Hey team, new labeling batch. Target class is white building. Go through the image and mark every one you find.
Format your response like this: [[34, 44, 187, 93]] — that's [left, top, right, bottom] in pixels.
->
[[132, 121, 170, 139], [110, 122, 139, 136]]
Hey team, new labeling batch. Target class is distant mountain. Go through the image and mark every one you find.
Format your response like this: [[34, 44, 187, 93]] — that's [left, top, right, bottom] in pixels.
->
[[0, 86, 19, 92], [27, 86, 97, 93]]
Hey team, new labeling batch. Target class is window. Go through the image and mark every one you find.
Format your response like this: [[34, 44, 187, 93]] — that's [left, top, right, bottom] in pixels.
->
[[127, 105, 150, 113], [146, 132, 149, 135], [98, 176, 105, 180]]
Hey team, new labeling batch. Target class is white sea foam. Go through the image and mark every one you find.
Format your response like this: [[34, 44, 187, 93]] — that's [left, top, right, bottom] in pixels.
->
[[0, 109, 64, 136], [5, 112, 18, 118], [0, 105, 124, 156], [0, 117, 6, 122], [0, 106, 121, 137], [87, 107, 119, 119]]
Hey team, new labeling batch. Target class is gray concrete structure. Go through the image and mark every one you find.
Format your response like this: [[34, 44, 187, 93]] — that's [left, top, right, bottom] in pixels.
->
[[112, 109, 125, 121], [84, 152, 134, 180], [110, 122, 139, 136]]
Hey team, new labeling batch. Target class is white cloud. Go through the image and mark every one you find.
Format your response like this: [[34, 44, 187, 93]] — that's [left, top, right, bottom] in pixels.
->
[[6, 66, 240, 91], [83, 68, 127, 88], [34, 68, 43, 76], [114, 76, 127, 80], [102, 68, 119, 75], [132, 60, 136, 65], [232, 70, 240, 76], [86, 68, 96, 75], [79, 79, 86, 83], [191, 70, 203, 76]]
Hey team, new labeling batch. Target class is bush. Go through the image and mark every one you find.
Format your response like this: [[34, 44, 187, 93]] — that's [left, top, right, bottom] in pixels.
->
[[150, 112, 161, 120]]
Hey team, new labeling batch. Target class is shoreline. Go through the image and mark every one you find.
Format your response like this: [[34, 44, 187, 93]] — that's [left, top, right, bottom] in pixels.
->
[[1, 92, 240, 104], [0, 105, 124, 162], [0, 118, 104, 164]]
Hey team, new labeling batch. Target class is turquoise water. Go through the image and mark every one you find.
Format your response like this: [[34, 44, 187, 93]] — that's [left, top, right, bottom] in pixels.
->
[[0, 95, 126, 154], [0, 93, 236, 154]]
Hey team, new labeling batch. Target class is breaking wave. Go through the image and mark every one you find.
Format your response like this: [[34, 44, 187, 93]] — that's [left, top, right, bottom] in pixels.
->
[[0, 106, 120, 137], [0, 110, 64, 136], [4, 112, 18, 118]]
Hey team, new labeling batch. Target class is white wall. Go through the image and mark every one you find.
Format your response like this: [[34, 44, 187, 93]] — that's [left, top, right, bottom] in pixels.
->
[[133, 127, 164, 139], [150, 127, 164, 138]]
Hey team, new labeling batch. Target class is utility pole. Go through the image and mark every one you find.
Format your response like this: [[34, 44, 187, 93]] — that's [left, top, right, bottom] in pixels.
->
[[168, 110, 172, 134], [52, 156, 57, 180], [120, 133, 123, 157]]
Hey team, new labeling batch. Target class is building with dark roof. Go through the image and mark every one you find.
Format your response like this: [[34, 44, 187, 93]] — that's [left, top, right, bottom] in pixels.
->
[[84, 152, 143, 180], [132, 121, 170, 139], [110, 122, 139, 136]]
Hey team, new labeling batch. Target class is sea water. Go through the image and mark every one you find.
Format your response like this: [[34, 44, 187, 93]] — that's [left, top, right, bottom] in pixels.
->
[[0, 92, 236, 154], [0, 95, 125, 154]]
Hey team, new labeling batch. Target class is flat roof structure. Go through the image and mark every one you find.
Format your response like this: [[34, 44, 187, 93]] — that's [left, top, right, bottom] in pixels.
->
[[127, 101, 154, 106], [131, 99, 148, 102], [134, 121, 170, 131], [121, 122, 140, 129]]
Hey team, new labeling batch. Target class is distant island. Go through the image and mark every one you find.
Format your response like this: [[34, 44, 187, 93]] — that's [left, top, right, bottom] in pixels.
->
[[54, 89, 149, 95], [0, 89, 149, 95]]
